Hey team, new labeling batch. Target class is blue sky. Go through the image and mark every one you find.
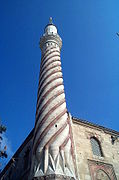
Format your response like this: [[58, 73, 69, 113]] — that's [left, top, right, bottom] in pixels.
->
[[0, 0, 119, 165]]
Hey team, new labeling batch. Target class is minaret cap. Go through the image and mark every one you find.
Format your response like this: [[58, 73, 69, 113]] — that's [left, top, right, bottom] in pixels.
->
[[40, 17, 62, 50], [44, 17, 57, 35]]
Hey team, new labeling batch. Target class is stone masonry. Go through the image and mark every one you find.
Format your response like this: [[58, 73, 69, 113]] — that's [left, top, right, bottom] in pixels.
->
[[72, 118, 119, 180]]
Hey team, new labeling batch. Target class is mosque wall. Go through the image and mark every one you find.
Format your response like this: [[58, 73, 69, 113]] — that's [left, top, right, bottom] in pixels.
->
[[72, 118, 119, 180]]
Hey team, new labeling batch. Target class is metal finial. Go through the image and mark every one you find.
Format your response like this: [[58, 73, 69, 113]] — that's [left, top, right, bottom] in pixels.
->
[[49, 17, 53, 24]]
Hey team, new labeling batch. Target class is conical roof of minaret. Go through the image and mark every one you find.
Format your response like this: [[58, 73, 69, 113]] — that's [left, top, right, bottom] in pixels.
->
[[40, 17, 62, 50], [44, 17, 58, 34]]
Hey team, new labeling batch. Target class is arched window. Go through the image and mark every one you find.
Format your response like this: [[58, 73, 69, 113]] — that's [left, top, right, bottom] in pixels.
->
[[90, 137, 103, 157]]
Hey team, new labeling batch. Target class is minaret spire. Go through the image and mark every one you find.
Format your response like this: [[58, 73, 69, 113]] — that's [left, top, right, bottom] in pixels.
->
[[30, 18, 78, 180], [49, 17, 53, 24]]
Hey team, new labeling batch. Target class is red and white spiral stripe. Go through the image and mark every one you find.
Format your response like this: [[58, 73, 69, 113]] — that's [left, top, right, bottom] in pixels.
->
[[32, 44, 77, 179], [33, 45, 70, 153]]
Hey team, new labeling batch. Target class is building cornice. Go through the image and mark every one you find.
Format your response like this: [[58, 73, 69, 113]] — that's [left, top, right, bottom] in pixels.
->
[[72, 117, 119, 136]]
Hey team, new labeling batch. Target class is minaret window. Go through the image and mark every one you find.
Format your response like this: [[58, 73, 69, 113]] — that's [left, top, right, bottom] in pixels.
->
[[90, 137, 103, 157]]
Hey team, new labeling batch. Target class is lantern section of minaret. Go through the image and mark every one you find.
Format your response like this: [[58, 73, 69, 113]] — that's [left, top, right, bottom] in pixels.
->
[[30, 18, 78, 180]]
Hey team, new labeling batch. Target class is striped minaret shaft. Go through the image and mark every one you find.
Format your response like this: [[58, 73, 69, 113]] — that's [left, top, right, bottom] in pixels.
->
[[30, 18, 78, 180]]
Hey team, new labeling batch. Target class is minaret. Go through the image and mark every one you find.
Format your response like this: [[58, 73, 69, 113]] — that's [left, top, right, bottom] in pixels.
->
[[30, 18, 78, 180]]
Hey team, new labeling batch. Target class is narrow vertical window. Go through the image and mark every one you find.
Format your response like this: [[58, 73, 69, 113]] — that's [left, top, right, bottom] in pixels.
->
[[90, 137, 103, 157], [24, 148, 30, 170]]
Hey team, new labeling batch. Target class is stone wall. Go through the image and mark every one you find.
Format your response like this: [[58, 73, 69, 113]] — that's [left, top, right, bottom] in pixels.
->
[[0, 130, 33, 180], [72, 118, 119, 180]]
